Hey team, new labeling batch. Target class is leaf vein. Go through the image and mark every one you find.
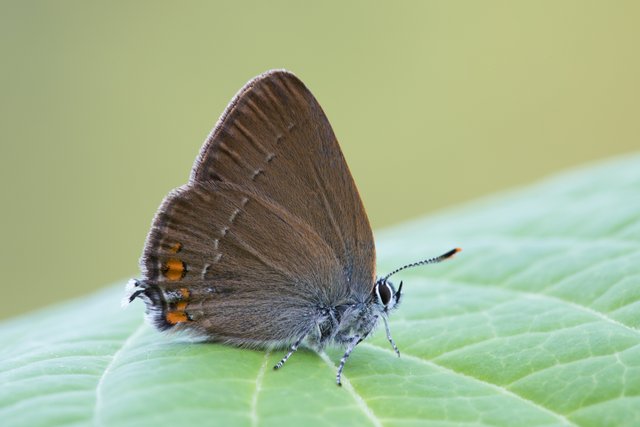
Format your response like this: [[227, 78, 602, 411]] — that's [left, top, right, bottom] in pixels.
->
[[440, 278, 640, 335], [92, 323, 147, 427], [318, 351, 383, 427], [361, 343, 577, 427], [250, 351, 270, 427]]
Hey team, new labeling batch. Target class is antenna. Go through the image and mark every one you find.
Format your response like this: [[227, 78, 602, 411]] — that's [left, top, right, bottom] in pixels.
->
[[381, 248, 461, 283]]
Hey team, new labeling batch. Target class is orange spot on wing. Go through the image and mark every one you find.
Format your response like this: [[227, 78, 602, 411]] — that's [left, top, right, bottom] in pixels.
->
[[175, 301, 187, 311], [166, 311, 188, 324], [179, 287, 190, 299], [169, 242, 183, 253], [162, 258, 186, 281]]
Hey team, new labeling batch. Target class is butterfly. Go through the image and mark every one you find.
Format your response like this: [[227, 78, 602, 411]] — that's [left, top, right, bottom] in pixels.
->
[[125, 70, 459, 385]]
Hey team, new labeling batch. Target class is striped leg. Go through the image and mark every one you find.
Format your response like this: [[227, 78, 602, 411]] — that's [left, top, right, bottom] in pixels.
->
[[382, 316, 400, 357], [336, 335, 362, 386], [273, 333, 306, 370]]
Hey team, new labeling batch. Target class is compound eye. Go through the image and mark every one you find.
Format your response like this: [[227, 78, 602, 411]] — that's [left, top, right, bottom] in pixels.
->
[[376, 281, 393, 306]]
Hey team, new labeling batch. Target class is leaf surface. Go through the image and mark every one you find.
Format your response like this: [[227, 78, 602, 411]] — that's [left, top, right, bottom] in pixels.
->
[[2, 155, 639, 427]]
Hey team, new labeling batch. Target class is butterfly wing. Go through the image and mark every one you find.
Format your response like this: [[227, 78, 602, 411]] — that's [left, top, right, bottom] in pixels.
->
[[137, 180, 346, 345], [191, 70, 375, 294], [132, 70, 375, 344]]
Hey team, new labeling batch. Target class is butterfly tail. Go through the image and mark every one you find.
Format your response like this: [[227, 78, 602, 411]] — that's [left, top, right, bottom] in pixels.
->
[[122, 279, 174, 331]]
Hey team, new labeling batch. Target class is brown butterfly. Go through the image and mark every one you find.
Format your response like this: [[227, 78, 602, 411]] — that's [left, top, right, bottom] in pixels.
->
[[125, 70, 459, 385]]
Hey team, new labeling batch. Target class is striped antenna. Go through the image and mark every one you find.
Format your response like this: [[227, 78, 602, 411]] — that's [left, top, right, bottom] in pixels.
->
[[381, 248, 461, 283]]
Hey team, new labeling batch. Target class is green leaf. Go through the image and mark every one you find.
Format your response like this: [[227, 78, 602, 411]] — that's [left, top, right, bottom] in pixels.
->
[[2, 155, 639, 427]]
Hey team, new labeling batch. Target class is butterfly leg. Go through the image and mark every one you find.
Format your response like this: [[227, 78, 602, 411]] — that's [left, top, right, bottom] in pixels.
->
[[336, 335, 362, 386], [273, 333, 307, 370], [382, 316, 400, 357]]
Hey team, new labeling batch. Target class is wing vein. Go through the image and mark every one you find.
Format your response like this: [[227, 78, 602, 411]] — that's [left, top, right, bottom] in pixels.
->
[[310, 162, 349, 262]]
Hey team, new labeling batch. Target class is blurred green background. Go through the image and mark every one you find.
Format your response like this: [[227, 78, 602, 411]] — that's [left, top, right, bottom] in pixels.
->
[[1, 1, 638, 320]]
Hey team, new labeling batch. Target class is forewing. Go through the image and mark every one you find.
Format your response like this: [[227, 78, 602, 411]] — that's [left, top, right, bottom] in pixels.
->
[[191, 70, 376, 295]]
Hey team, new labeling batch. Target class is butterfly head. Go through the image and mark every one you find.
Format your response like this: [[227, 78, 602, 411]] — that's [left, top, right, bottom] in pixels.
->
[[373, 278, 402, 312], [372, 248, 462, 313]]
